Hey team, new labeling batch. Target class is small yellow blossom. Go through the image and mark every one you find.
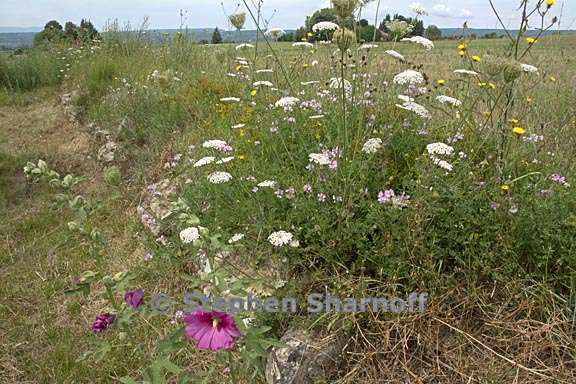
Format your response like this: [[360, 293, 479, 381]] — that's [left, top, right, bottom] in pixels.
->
[[478, 82, 487, 87], [549, 76, 556, 82], [238, 154, 245, 160], [512, 127, 526, 135], [526, 37, 537, 44], [458, 44, 466, 50], [471, 55, 481, 62], [488, 82, 496, 89], [546, 0, 555, 8], [526, 96, 533, 103], [501, 185, 510, 192], [437, 79, 445, 86], [239, 129, 245, 137], [509, 118, 519, 124], [235, 64, 242, 72], [458, 50, 466, 57], [250, 89, 257, 97], [303, 63, 309, 69], [307, 32, 313, 38], [482, 111, 492, 117]]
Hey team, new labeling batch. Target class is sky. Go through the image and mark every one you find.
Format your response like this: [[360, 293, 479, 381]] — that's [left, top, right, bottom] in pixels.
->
[[0, 0, 574, 30]]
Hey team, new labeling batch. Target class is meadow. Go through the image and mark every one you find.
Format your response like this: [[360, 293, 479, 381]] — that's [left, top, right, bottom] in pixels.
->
[[1, 5, 576, 383]]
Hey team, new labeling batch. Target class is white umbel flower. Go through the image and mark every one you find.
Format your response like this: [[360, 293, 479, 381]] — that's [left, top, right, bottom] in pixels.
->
[[454, 69, 479, 76], [520, 63, 538, 73], [193, 156, 216, 168], [235, 43, 255, 50], [432, 158, 453, 172], [358, 43, 378, 50], [436, 95, 462, 107], [275, 97, 300, 109], [293, 42, 314, 48], [216, 156, 235, 164], [228, 233, 245, 244], [203, 140, 231, 151], [426, 142, 454, 156], [362, 138, 383, 154], [398, 95, 415, 103], [268, 231, 294, 247], [180, 227, 200, 244], [396, 101, 432, 119], [309, 153, 331, 165], [207, 171, 233, 184], [253, 80, 273, 87], [257, 180, 277, 188], [393, 70, 425, 86], [385, 50, 405, 61], [401, 36, 434, 50], [220, 97, 240, 103], [312, 21, 340, 32]]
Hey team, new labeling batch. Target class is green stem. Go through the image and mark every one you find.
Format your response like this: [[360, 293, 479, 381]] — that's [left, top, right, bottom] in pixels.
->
[[228, 351, 238, 384]]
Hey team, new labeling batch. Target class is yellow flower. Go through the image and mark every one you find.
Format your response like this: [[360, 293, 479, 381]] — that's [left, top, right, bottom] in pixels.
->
[[235, 64, 242, 72], [239, 129, 245, 137], [458, 50, 465, 57], [307, 32, 313, 38], [509, 118, 519, 124], [526, 37, 537, 44], [526, 96, 533, 103], [549, 75, 556, 82], [437, 79, 445, 86], [238, 154, 245, 160], [471, 55, 481, 62], [482, 111, 492, 117], [478, 82, 487, 87], [488, 82, 496, 89], [250, 89, 257, 97], [512, 127, 526, 135], [303, 63, 309, 69], [458, 44, 466, 50], [501, 185, 510, 192], [546, 0, 554, 7]]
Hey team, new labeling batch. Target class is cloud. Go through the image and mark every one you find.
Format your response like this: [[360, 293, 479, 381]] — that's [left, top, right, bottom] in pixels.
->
[[460, 8, 473, 18], [432, 4, 451, 17]]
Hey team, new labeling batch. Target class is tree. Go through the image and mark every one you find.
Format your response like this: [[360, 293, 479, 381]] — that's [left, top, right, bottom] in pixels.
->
[[64, 22, 79, 41], [33, 20, 65, 46], [211, 27, 223, 44], [425, 25, 442, 40], [379, 14, 424, 38], [78, 19, 100, 42]]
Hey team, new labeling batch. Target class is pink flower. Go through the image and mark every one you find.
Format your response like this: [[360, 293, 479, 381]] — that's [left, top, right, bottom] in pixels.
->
[[184, 311, 240, 351], [125, 289, 144, 309]]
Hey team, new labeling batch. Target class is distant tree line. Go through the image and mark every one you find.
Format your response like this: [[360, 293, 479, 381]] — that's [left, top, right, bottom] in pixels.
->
[[34, 19, 100, 47]]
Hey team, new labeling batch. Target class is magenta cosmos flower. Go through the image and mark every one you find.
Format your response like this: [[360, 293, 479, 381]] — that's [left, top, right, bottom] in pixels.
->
[[92, 313, 115, 334], [125, 289, 144, 309], [184, 311, 240, 351]]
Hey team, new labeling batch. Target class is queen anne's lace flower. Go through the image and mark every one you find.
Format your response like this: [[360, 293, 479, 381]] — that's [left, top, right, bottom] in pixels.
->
[[220, 97, 240, 103], [203, 140, 232, 152], [520, 63, 538, 73], [362, 138, 383, 154], [427, 142, 455, 156], [207, 172, 233, 184], [235, 43, 254, 50], [268, 231, 294, 247], [275, 97, 300, 109], [253, 81, 273, 87], [454, 69, 479, 76], [193, 156, 215, 168], [401, 36, 434, 50], [180, 227, 200, 244], [293, 42, 314, 48], [309, 153, 331, 165], [312, 21, 340, 32], [358, 43, 378, 50], [393, 70, 425, 86], [396, 101, 431, 119], [228, 233, 245, 244], [257, 180, 277, 188], [436, 95, 462, 107], [385, 50, 405, 61]]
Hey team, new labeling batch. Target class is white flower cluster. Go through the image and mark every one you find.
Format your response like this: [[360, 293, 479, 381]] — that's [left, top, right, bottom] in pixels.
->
[[275, 97, 300, 110], [193, 156, 215, 168], [396, 101, 432, 119], [253, 81, 273, 87], [293, 42, 314, 48], [401, 36, 434, 50], [358, 43, 378, 50], [207, 171, 233, 184], [268, 231, 298, 247], [454, 69, 479, 76], [309, 153, 331, 165], [426, 142, 455, 172], [362, 138, 383, 154], [235, 43, 254, 50], [312, 21, 340, 32], [257, 180, 277, 188], [393, 70, 425, 86], [180, 227, 200, 244], [436, 95, 462, 107], [385, 50, 405, 61], [228, 233, 245, 244], [520, 63, 538, 73]]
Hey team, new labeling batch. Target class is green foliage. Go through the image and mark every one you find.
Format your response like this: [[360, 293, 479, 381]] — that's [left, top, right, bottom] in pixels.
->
[[0, 50, 62, 91], [211, 28, 223, 44], [425, 25, 442, 40]]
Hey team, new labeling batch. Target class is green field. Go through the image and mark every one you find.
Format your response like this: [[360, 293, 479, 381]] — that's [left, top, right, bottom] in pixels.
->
[[1, 19, 576, 384]]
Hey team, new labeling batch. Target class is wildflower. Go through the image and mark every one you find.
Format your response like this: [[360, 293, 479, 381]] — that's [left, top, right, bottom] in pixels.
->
[[265, 28, 285, 40], [216, 157, 234, 164], [436, 95, 462, 107], [234, 43, 254, 50], [331, 0, 359, 18], [526, 96, 533, 103], [229, 13, 247, 30], [454, 69, 479, 76], [393, 70, 425, 86], [228, 233, 245, 244], [501, 185, 510, 192], [401, 36, 434, 50], [471, 55, 481, 62], [317, 193, 327, 202], [522, 134, 544, 143], [432, 158, 453, 172], [258, 180, 277, 188], [312, 21, 340, 32], [490, 202, 499, 210], [512, 127, 526, 135], [550, 174, 569, 187], [309, 153, 331, 166], [180, 227, 200, 244], [546, 0, 554, 7], [268, 231, 294, 247], [92, 313, 115, 334], [293, 42, 314, 49], [143, 253, 153, 262], [303, 184, 313, 193], [549, 76, 556, 82], [193, 156, 215, 168], [427, 143, 455, 156], [358, 43, 378, 50], [184, 311, 240, 351], [437, 79, 445, 86], [385, 50, 405, 61], [362, 138, 383, 154], [125, 289, 144, 309], [255, 69, 273, 74], [334, 28, 356, 51], [526, 37, 537, 44], [509, 118, 519, 124], [207, 172, 233, 184], [458, 50, 466, 57], [378, 189, 395, 204], [396, 101, 432, 119], [220, 97, 240, 103], [203, 140, 232, 152], [458, 44, 466, 50], [275, 97, 300, 110], [520, 63, 538, 73]]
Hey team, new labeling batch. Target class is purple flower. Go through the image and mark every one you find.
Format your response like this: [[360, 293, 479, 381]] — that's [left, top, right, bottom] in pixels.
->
[[550, 174, 569, 187], [489, 202, 499, 211], [184, 311, 240, 351], [92, 313, 115, 334], [378, 190, 395, 204], [125, 289, 144, 309]]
